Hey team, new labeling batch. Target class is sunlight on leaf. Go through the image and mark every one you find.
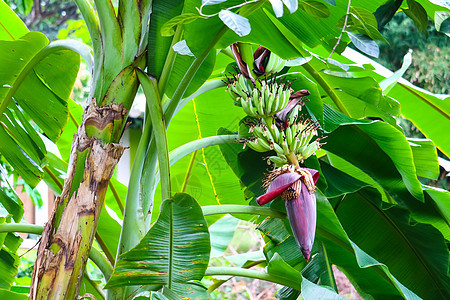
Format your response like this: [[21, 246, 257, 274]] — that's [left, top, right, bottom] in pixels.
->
[[219, 10, 251, 37]]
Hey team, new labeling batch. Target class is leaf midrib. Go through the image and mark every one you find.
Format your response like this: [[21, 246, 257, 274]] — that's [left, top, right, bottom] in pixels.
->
[[168, 200, 174, 289]]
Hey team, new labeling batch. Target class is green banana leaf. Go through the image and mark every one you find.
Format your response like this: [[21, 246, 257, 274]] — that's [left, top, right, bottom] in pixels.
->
[[0, 5, 79, 187], [336, 187, 450, 299], [335, 47, 450, 158], [147, 0, 184, 79], [106, 193, 210, 298], [209, 214, 240, 257], [0, 189, 24, 223], [0, 289, 27, 300], [301, 277, 345, 300], [323, 105, 425, 204], [0, 216, 22, 290]]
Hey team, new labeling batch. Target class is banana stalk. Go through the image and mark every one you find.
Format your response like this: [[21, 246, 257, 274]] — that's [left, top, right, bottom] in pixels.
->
[[30, 1, 151, 298]]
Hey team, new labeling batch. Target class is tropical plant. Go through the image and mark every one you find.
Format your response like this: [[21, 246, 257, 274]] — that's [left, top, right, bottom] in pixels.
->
[[0, 0, 449, 299]]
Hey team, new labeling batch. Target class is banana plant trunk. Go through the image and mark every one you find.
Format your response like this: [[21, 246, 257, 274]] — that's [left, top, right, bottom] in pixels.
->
[[29, 101, 126, 299]]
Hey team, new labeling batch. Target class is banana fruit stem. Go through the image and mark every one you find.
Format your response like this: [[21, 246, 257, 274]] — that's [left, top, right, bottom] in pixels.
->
[[286, 151, 300, 168]]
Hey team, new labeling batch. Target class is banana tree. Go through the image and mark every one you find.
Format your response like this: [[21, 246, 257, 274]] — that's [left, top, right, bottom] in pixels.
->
[[0, 0, 449, 299]]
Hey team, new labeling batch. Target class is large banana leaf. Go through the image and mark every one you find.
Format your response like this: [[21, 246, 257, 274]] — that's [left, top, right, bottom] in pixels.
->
[[147, 0, 184, 79], [0, 0, 28, 39], [342, 48, 450, 158], [106, 193, 210, 298], [336, 187, 450, 299], [258, 193, 421, 298], [322, 105, 425, 204], [0, 4, 79, 187]]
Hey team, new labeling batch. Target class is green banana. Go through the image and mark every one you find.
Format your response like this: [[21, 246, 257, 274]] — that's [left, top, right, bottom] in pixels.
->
[[286, 126, 294, 150], [275, 84, 285, 111], [292, 136, 300, 152], [281, 138, 290, 154], [263, 125, 277, 144], [247, 140, 267, 152], [267, 92, 275, 114], [265, 53, 286, 74], [251, 88, 260, 113], [268, 155, 287, 166], [279, 89, 290, 111], [299, 141, 318, 161], [287, 106, 298, 125], [273, 142, 284, 154], [240, 97, 252, 116], [271, 123, 282, 144], [252, 125, 265, 140], [265, 53, 277, 74], [263, 85, 271, 114], [257, 96, 265, 116], [247, 96, 258, 117], [257, 137, 273, 151]]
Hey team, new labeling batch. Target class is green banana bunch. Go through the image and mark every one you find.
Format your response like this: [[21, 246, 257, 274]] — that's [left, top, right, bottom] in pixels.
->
[[264, 53, 286, 74], [268, 155, 288, 166], [243, 118, 322, 165], [229, 77, 292, 118], [227, 74, 253, 102], [296, 141, 319, 162]]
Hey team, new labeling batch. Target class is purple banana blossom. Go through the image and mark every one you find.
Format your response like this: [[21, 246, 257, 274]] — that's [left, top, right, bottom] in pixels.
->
[[253, 46, 270, 76], [275, 89, 311, 124], [257, 167, 319, 261]]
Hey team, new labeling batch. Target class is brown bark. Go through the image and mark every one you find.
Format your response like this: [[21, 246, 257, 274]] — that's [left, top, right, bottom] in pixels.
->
[[30, 101, 126, 299]]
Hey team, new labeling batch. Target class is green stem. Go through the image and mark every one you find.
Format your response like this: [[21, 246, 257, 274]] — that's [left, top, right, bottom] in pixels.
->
[[93, 0, 122, 101], [173, 79, 226, 116], [201, 205, 286, 219], [0, 223, 43, 235], [158, 25, 183, 96], [68, 110, 79, 127], [89, 246, 113, 280], [140, 80, 227, 226], [50, 39, 94, 70], [43, 166, 64, 192], [83, 272, 106, 299], [117, 111, 151, 256], [141, 139, 158, 227], [0, 41, 92, 118], [170, 135, 239, 166], [137, 70, 171, 200], [0, 224, 112, 280], [205, 267, 300, 290], [182, 151, 198, 193], [321, 241, 337, 292], [302, 63, 352, 117], [108, 181, 124, 215], [95, 232, 115, 265], [207, 260, 265, 293], [286, 152, 300, 168], [74, 0, 101, 61], [150, 135, 240, 197]]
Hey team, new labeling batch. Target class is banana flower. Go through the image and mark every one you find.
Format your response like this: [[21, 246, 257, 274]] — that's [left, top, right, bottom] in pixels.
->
[[257, 166, 319, 261]]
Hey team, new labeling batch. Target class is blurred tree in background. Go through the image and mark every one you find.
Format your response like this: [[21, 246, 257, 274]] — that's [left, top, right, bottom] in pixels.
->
[[377, 13, 449, 94]]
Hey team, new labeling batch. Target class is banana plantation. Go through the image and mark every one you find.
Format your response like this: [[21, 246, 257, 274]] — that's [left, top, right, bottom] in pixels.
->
[[0, 0, 449, 299]]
